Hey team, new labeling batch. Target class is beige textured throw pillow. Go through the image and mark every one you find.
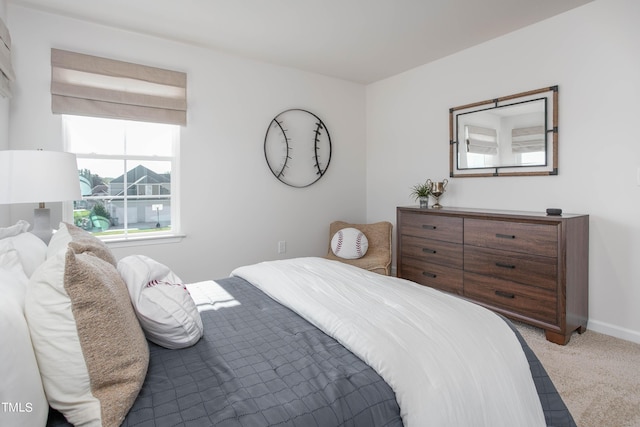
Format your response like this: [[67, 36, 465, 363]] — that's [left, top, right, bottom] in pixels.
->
[[26, 249, 148, 427]]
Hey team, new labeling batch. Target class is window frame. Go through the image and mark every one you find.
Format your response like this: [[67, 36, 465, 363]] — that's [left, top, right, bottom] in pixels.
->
[[62, 115, 183, 245]]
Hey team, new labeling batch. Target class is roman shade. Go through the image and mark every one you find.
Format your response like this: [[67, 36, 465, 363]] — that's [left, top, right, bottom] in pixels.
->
[[51, 48, 187, 126], [465, 125, 497, 155], [0, 17, 15, 98], [511, 126, 545, 153]]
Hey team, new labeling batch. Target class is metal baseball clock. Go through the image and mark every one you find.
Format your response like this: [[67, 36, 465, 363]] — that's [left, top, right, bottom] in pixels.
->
[[264, 108, 332, 188]]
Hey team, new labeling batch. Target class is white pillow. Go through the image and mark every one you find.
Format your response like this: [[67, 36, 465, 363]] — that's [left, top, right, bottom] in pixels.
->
[[118, 255, 204, 349], [0, 220, 47, 277], [46, 221, 72, 258], [1, 233, 47, 277], [0, 219, 30, 239], [331, 227, 369, 259], [0, 250, 29, 307], [0, 251, 48, 427]]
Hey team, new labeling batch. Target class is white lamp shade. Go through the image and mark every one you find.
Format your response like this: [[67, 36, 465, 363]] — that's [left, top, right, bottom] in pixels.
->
[[0, 150, 82, 204]]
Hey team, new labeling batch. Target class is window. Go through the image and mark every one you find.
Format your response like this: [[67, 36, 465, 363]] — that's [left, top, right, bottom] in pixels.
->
[[464, 125, 499, 168], [512, 126, 546, 166], [64, 115, 179, 240]]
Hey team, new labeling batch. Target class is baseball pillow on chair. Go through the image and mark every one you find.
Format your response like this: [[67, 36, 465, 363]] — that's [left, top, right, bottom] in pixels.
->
[[331, 227, 369, 259]]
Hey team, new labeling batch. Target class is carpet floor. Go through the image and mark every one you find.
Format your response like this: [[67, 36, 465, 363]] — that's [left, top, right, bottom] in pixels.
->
[[514, 322, 640, 427]]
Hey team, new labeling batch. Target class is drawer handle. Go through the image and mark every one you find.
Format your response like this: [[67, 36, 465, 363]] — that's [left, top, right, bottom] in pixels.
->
[[422, 272, 437, 279], [495, 262, 516, 269], [422, 248, 437, 254], [495, 290, 515, 299], [496, 233, 516, 239], [422, 225, 437, 230]]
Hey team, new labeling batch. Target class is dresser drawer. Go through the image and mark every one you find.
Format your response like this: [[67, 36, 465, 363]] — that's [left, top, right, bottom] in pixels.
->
[[401, 257, 463, 295], [401, 235, 463, 269], [400, 214, 463, 243], [464, 272, 557, 324], [464, 219, 558, 257], [464, 246, 557, 291]]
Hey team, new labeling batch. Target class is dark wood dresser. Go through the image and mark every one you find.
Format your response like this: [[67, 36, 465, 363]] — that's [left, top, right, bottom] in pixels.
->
[[397, 206, 589, 344]]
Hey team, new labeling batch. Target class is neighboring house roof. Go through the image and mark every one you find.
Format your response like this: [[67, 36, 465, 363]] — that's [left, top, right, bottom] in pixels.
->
[[110, 164, 170, 184], [110, 164, 170, 196], [91, 184, 109, 196]]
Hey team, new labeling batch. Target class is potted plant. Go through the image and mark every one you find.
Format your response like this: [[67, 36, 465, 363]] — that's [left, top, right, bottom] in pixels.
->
[[410, 181, 431, 208]]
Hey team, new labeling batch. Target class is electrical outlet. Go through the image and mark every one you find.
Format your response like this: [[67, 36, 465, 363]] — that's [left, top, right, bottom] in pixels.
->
[[278, 241, 286, 254]]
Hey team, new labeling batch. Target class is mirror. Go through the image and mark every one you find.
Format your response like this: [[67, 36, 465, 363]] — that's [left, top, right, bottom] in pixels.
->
[[449, 86, 558, 177]]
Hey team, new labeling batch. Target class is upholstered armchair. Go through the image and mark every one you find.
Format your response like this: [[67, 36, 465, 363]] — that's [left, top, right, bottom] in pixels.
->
[[325, 220, 393, 275]]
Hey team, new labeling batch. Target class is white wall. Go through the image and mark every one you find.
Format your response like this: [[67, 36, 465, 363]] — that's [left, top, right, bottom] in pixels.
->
[[366, 0, 640, 342], [6, 4, 367, 279], [0, 0, 10, 222]]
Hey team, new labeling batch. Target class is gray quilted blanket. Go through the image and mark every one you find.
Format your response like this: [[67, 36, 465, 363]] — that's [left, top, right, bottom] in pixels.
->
[[47, 275, 574, 427]]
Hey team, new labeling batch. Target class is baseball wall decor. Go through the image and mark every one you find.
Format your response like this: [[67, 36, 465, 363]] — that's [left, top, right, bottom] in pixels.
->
[[331, 227, 368, 260], [264, 109, 332, 188]]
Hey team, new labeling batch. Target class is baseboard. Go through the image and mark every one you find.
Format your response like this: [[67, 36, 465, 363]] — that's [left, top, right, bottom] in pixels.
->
[[588, 319, 640, 344]]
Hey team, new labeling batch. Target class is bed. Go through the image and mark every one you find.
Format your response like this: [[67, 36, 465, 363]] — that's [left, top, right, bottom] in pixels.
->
[[1, 222, 576, 427]]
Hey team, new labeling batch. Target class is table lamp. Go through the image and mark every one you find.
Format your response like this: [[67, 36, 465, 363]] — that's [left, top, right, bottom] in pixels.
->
[[0, 150, 81, 243]]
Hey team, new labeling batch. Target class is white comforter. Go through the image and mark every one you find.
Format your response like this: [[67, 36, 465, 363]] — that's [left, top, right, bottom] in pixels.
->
[[231, 257, 545, 427]]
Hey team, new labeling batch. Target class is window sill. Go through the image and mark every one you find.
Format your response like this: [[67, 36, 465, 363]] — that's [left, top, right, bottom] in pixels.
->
[[102, 233, 186, 248]]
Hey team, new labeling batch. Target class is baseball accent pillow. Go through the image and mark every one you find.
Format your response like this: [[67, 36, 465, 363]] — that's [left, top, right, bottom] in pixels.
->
[[118, 255, 204, 349], [331, 227, 369, 259]]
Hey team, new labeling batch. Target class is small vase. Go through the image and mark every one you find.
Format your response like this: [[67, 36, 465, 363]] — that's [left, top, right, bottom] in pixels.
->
[[419, 196, 429, 209]]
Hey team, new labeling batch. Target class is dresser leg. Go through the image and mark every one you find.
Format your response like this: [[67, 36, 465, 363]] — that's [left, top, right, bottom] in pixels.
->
[[545, 330, 570, 345]]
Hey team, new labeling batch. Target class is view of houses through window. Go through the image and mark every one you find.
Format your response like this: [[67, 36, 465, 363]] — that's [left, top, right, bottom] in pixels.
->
[[64, 115, 178, 239]]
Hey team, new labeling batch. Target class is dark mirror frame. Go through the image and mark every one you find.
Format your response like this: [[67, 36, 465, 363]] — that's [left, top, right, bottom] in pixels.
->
[[449, 86, 558, 177]]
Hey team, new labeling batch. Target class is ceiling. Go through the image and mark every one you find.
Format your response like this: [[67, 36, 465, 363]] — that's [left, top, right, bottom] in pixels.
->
[[10, 0, 593, 84]]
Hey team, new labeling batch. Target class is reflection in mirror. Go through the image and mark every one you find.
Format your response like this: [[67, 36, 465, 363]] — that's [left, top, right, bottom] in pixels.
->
[[458, 99, 545, 168], [450, 86, 558, 177]]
